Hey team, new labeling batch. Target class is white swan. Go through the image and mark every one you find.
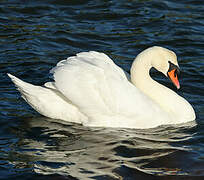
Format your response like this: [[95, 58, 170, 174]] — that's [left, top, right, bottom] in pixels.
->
[[8, 46, 196, 129]]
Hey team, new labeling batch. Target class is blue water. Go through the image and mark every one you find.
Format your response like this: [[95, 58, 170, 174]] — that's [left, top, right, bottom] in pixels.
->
[[1, 0, 204, 179]]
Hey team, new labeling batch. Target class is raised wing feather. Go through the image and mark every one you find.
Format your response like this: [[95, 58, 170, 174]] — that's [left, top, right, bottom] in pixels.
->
[[51, 51, 158, 124]]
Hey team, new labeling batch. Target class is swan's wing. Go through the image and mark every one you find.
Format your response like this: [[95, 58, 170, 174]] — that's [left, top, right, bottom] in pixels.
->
[[51, 51, 157, 122]]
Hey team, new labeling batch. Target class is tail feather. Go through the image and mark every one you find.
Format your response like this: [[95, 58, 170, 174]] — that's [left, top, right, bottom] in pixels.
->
[[8, 73, 30, 89], [7, 73, 43, 99], [7, 73, 87, 123]]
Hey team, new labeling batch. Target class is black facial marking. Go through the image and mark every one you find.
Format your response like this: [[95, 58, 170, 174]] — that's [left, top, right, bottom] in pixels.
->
[[168, 61, 180, 77]]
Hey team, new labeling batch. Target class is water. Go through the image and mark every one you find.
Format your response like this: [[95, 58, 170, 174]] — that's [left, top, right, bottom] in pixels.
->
[[1, 0, 204, 179]]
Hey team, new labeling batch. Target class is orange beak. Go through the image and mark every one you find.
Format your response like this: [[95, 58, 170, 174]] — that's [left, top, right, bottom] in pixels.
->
[[167, 69, 180, 89]]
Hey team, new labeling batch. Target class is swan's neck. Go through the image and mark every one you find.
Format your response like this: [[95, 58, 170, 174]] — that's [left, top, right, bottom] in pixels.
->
[[130, 53, 163, 105], [130, 53, 195, 122]]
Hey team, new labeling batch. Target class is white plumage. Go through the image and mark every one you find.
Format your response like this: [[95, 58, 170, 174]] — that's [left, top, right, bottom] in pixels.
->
[[8, 47, 196, 129]]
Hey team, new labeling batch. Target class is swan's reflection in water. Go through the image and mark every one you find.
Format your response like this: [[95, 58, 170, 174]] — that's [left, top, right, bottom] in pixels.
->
[[12, 117, 199, 179]]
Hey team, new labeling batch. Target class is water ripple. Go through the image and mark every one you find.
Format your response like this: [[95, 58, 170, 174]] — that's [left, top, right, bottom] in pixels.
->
[[1, 0, 204, 179]]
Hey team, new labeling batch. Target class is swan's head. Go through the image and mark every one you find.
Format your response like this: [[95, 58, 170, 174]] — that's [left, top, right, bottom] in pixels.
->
[[148, 46, 181, 89]]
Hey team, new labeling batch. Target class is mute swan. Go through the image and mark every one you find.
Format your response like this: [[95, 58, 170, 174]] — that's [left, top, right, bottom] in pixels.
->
[[8, 46, 196, 129]]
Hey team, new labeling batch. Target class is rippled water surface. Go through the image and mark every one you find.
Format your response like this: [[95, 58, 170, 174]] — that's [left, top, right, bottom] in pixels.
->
[[1, 0, 204, 179]]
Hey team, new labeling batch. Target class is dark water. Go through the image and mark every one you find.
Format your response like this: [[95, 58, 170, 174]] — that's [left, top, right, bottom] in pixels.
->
[[1, 0, 204, 179]]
